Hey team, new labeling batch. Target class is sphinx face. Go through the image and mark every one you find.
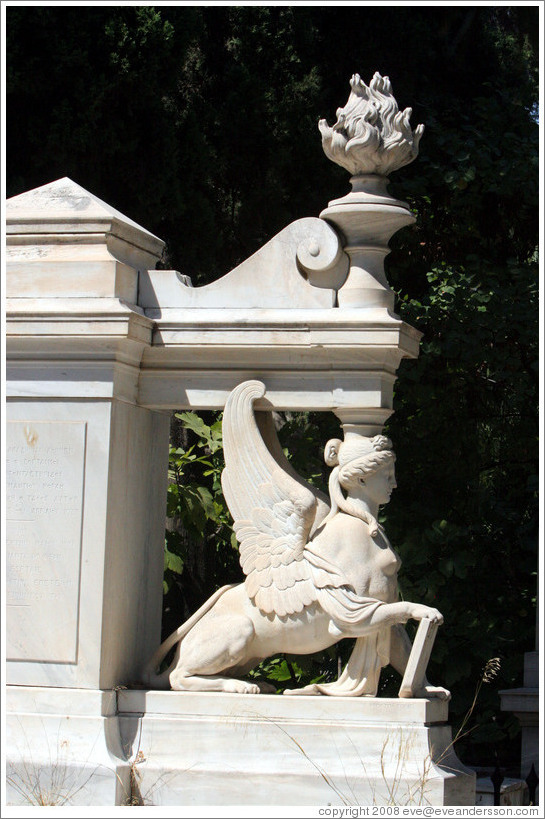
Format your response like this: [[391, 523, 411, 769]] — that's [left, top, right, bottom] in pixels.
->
[[357, 461, 397, 507]]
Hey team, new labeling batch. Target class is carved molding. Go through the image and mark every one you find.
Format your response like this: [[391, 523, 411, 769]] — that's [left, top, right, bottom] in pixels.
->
[[139, 218, 349, 310]]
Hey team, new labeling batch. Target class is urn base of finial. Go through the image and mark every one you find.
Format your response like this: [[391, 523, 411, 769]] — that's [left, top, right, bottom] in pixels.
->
[[321, 175, 414, 309], [335, 267, 396, 309]]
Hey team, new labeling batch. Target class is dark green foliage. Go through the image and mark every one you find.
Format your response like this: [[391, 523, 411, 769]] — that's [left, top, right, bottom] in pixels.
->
[[377, 12, 538, 767], [163, 411, 240, 635], [7, 5, 537, 771]]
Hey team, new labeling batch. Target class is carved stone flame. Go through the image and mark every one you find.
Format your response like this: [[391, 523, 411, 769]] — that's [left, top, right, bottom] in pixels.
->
[[319, 72, 424, 177]]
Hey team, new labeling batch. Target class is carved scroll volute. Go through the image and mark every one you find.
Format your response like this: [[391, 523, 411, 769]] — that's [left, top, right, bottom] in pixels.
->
[[319, 73, 424, 309]]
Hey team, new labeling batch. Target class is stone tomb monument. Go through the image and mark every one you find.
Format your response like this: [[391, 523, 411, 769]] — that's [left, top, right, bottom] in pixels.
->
[[6, 73, 475, 806]]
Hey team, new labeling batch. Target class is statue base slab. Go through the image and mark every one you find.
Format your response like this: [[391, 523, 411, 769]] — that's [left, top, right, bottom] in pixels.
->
[[118, 690, 476, 806], [6, 686, 131, 806], [6, 686, 476, 806]]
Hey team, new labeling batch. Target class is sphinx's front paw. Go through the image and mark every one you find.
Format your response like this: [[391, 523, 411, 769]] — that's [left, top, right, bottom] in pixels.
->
[[283, 683, 320, 696], [419, 684, 451, 701]]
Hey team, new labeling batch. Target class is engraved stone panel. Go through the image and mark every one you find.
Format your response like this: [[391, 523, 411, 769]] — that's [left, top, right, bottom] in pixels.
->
[[6, 421, 86, 662]]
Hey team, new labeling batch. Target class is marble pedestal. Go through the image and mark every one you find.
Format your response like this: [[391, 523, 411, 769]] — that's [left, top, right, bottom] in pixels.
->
[[118, 691, 475, 806], [6, 174, 475, 809], [6, 686, 131, 806], [6, 687, 475, 807], [6, 179, 171, 690]]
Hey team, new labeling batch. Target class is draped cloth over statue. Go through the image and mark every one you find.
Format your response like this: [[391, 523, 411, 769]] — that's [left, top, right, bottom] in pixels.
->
[[317, 586, 391, 695]]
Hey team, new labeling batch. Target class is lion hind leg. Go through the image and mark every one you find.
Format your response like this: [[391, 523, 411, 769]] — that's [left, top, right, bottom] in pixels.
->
[[142, 583, 238, 687], [169, 613, 259, 694]]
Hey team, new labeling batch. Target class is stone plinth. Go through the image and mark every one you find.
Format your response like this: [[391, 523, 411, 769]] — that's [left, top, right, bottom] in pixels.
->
[[6, 176, 163, 300], [6, 687, 130, 806], [6, 688, 476, 807], [118, 691, 475, 806], [6, 179, 170, 689]]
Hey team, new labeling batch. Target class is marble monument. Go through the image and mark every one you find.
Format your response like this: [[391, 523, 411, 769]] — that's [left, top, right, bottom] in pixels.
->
[[6, 72, 475, 806]]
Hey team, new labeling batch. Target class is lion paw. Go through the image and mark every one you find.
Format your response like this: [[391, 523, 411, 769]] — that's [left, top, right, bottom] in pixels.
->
[[283, 683, 320, 696], [224, 680, 261, 694]]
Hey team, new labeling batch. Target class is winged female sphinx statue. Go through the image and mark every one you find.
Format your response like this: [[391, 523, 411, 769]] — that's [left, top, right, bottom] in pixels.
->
[[143, 380, 449, 699]]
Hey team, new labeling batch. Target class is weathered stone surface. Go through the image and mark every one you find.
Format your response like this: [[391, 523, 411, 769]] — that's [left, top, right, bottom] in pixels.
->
[[6, 177, 164, 301], [7, 421, 86, 663], [6, 399, 170, 690], [117, 691, 475, 806], [139, 217, 348, 309], [6, 687, 130, 806]]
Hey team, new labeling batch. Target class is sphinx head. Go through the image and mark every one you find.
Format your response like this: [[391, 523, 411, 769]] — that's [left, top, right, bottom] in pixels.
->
[[324, 434, 396, 534]]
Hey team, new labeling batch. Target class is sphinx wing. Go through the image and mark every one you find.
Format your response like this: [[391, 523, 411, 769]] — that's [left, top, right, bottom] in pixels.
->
[[255, 410, 331, 535], [221, 381, 343, 617]]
